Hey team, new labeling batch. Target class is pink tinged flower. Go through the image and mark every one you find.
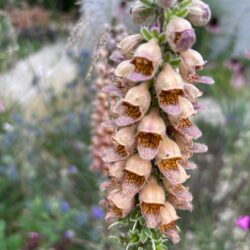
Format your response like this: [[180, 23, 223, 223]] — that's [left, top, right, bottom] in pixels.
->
[[156, 136, 190, 186], [169, 96, 202, 139], [184, 83, 203, 106], [235, 216, 250, 231], [139, 176, 165, 228], [155, 64, 184, 116], [159, 202, 180, 244], [179, 49, 214, 84], [130, 1, 154, 24], [113, 82, 151, 127], [117, 33, 144, 59], [115, 38, 162, 82], [105, 188, 135, 222], [108, 161, 126, 183], [122, 153, 152, 197], [164, 182, 193, 211], [102, 125, 137, 163], [137, 108, 166, 160], [166, 16, 196, 52], [110, 50, 127, 62], [188, 0, 211, 27]]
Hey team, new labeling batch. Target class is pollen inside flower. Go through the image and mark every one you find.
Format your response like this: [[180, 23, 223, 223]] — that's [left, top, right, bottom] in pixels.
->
[[159, 221, 177, 232], [141, 203, 162, 214], [174, 32, 182, 44], [124, 171, 145, 187], [159, 158, 181, 171], [110, 203, 123, 217], [138, 133, 162, 149], [177, 118, 193, 129], [123, 103, 141, 119], [114, 144, 127, 157], [131, 57, 154, 76], [159, 90, 183, 106]]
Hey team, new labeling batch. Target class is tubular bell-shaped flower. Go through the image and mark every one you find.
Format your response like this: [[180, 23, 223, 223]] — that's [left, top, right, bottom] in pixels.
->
[[122, 153, 152, 197], [117, 33, 144, 59], [113, 81, 151, 127], [156, 136, 190, 186], [103, 125, 137, 163], [137, 108, 166, 160], [155, 63, 184, 115], [139, 176, 165, 228], [159, 202, 180, 244], [169, 96, 202, 139], [115, 38, 162, 82], [166, 16, 196, 52], [106, 188, 135, 221], [179, 49, 214, 84]]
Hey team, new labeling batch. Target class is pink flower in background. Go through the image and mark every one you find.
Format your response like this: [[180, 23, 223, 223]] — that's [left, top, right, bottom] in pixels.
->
[[235, 215, 250, 231]]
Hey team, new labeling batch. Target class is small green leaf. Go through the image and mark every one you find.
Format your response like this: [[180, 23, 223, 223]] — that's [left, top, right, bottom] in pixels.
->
[[140, 229, 149, 244], [175, 8, 189, 18], [179, 0, 192, 8], [140, 0, 154, 6], [170, 58, 182, 68], [140, 27, 153, 41]]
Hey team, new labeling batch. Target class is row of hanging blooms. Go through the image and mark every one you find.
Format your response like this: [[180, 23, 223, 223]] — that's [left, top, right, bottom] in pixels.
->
[[91, 0, 214, 248]]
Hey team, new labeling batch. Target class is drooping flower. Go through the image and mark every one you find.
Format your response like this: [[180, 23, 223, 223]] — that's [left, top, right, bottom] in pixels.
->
[[155, 63, 184, 115], [130, 1, 154, 24], [168, 96, 202, 139], [113, 81, 151, 127], [115, 38, 162, 82], [159, 202, 180, 244], [156, 136, 190, 186], [188, 0, 211, 27], [137, 108, 166, 160], [139, 176, 165, 228], [105, 188, 135, 221], [122, 153, 152, 197], [103, 125, 137, 163], [166, 16, 196, 52], [179, 49, 214, 84]]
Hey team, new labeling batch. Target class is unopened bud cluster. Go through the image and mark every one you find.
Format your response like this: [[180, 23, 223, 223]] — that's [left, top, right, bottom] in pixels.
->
[[99, 0, 213, 245], [90, 22, 128, 173]]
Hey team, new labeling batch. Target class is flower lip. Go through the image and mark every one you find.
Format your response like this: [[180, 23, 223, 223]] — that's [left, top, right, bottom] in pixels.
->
[[175, 29, 196, 52]]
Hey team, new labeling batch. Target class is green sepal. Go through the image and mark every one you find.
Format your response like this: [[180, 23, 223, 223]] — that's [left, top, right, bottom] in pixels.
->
[[140, 228, 149, 244], [170, 57, 182, 68], [179, 0, 192, 8], [140, 0, 154, 6], [140, 27, 154, 41], [175, 8, 189, 18]]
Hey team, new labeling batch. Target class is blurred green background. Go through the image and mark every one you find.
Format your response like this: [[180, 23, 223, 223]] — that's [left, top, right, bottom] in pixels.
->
[[0, 0, 249, 249]]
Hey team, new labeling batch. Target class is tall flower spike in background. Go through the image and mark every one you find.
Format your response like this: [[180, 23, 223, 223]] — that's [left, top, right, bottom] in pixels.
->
[[98, 0, 214, 248]]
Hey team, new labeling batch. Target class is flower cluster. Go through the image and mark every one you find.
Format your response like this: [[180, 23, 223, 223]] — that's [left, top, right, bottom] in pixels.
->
[[99, 0, 213, 245], [90, 22, 128, 173]]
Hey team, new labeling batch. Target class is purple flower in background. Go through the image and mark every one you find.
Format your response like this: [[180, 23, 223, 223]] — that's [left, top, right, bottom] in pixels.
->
[[64, 230, 75, 239], [91, 206, 104, 220], [236, 215, 250, 231], [60, 201, 70, 213], [67, 165, 78, 175]]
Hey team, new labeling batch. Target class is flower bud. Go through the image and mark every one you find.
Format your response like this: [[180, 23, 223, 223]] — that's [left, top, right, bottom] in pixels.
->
[[106, 188, 135, 221], [122, 153, 152, 197], [130, 1, 153, 24], [102, 125, 137, 162], [188, 0, 211, 27], [159, 202, 180, 244], [166, 16, 196, 52], [113, 82, 151, 127], [117, 34, 144, 59], [137, 108, 166, 160], [139, 176, 165, 228], [155, 64, 184, 115], [179, 49, 214, 84]]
